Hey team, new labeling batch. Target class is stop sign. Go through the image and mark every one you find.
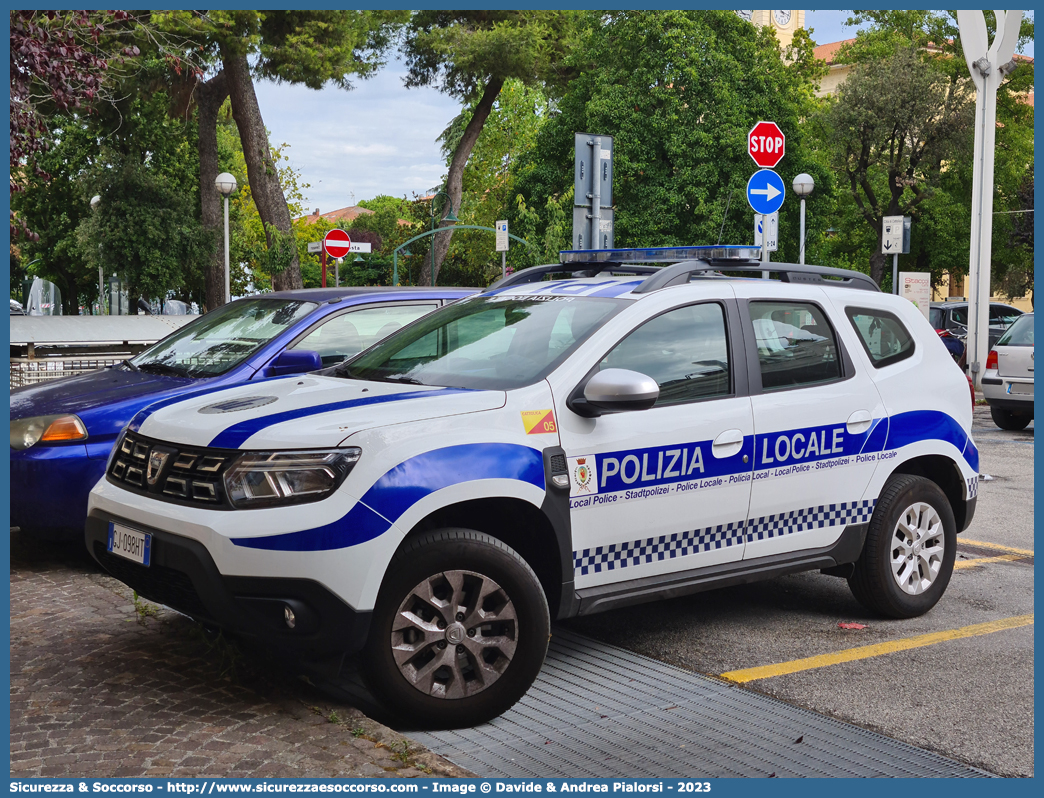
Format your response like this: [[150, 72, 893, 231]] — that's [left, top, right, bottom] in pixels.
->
[[748, 121, 785, 169], [323, 229, 352, 258]]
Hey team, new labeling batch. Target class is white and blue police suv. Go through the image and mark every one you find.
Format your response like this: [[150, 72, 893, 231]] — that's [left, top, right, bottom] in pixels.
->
[[87, 247, 978, 727]]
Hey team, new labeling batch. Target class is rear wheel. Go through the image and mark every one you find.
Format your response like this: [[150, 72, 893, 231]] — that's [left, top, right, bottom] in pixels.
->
[[848, 475, 956, 619], [991, 406, 1032, 431], [361, 529, 549, 728]]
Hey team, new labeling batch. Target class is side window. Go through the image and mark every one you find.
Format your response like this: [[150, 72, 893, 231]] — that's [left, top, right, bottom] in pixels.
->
[[749, 301, 841, 390], [845, 307, 915, 368], [599, 302, 730, 406], [990, 305, 1020, 327], [292, 304, 437, 365]]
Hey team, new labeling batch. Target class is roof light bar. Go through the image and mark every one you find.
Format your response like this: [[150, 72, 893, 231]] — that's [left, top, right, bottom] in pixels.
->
[[560, 245, 762, 264]]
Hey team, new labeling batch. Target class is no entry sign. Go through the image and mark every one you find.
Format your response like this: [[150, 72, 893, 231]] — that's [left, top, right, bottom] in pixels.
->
[[323, 229, 352, 259], [748, 121, 785, 169]]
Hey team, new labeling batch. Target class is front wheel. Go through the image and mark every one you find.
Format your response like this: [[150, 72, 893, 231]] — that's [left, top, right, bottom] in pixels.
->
[[848, 475, 956, 619], [991, 406, 1032, 431], [361, 529, 550, 728]]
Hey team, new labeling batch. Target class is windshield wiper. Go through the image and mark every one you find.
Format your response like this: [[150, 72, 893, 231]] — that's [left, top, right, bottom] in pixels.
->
[[137, 362, 192, 378], [379, 375, 424, 385], [121, 359, 140, 372]]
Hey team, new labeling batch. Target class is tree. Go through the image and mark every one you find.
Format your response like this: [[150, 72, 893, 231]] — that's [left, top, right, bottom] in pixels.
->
[[823, 48, 974, 286], [510, 11, 828, 264], [9, 10, 140, 240], [401, 10, 581, 283], [156, 10, 406, 306], [819, 11, 1033, 290]]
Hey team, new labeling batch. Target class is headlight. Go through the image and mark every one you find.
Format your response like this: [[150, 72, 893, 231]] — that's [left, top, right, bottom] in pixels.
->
[[224, 448, 361, 509], [10, 414, 88, 450]]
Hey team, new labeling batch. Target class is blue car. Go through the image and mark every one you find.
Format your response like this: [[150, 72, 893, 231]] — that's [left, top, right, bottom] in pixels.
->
[[10, 287, 474, 541]]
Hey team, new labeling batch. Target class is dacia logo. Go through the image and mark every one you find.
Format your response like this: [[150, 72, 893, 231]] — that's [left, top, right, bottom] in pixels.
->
[[146, 450, 169, 486], [198, 396, 278, 414]]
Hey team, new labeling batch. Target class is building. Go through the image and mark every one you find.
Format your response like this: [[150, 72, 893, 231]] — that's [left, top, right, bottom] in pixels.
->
[[735, 10, 806, 48]]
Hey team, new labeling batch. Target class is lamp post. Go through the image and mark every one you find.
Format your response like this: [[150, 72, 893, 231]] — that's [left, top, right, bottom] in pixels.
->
[[214, 173, 238, 304], [89, 195, 106, 314], [792, 173, 814, 265], [428, 191, 459, 286]]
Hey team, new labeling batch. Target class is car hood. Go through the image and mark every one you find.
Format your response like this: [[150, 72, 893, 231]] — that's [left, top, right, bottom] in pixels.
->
[[10, 368, 197, 433], [133, 376, 506, 450]]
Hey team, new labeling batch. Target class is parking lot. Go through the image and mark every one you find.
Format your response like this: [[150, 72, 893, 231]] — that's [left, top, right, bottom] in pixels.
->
[[9, 406, 1033, 778]]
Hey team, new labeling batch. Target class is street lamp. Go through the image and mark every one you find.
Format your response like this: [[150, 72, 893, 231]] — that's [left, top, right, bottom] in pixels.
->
[[215, 173, 238, 304], [429, 191, 459, 287], [89, 195, 106, 314], [792, 173, 814, 265]]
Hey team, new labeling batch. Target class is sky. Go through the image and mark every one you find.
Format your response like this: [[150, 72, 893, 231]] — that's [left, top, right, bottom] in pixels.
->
[[252, 10, 1034, 217]]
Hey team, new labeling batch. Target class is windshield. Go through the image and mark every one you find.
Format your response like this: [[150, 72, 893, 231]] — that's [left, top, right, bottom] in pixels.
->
[[340, 294, 626, 390], [996, 314, 1034, 347], [130, 298, 318, 378]]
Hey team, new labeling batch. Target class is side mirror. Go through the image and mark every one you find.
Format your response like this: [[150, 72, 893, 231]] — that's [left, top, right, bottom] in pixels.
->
[[269, 349, 322, 377], [581, 368, 659, 413]]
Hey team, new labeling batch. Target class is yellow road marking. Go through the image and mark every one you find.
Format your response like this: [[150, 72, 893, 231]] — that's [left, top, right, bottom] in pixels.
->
[[954, 554, 1028, 570], [720, 614, 1034, 684], [960, 538, 1034, 556]]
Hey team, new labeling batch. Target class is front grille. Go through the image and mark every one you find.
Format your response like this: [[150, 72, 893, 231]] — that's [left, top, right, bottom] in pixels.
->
[[108, 430, 236, 509], [93, 542, 210, 619]]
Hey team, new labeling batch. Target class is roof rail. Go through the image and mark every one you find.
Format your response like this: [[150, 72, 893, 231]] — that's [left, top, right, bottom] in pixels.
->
[[485, 262, 660, 292], [632, 260, 880, 294]]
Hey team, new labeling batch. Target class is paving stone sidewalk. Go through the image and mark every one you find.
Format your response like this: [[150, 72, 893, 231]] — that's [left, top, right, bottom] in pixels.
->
[[10, 532, 473, 780]]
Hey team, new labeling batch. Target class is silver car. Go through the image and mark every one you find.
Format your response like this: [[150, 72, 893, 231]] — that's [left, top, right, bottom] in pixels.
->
[[982, 312, 1033, 430]]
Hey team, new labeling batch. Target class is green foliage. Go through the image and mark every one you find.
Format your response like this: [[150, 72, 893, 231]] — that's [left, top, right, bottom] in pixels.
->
[[819, 12, 1033, 291], [511, 11, 829, 264], [12, 90, 208, 311], [403, 11, 582, 102]]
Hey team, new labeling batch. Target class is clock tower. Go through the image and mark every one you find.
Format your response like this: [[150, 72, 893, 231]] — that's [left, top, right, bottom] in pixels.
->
[[735, 10, 805, 48]]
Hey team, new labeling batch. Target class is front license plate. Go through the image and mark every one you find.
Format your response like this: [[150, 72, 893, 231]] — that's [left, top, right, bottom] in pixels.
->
[[1008, 382, 1033, 396], [107, 522, 151, 566]]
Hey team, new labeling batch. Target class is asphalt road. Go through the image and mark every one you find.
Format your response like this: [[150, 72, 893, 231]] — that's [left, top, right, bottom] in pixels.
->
[[566, 405, 1034, 777]]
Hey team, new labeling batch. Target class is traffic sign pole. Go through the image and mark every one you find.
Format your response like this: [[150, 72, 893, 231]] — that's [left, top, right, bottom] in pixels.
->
[[321, 244, 327, 288]]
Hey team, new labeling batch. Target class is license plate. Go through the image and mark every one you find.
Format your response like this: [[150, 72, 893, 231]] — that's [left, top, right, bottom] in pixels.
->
[[107, 522, 152, 566], [1007, 382, 1033, 396]]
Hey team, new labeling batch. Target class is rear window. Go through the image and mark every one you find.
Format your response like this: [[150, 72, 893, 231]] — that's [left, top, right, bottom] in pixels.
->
[[996, 314, 1034, 347], [845, 308, 915, 368]]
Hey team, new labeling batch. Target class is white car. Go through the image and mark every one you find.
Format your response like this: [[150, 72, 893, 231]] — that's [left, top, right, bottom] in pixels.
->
[[86, 247, 978, 727], [981, 312, 1033, 430]]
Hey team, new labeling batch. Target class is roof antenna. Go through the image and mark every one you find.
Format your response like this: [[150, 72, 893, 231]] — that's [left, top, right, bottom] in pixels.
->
[[717, 189, 735, 246]]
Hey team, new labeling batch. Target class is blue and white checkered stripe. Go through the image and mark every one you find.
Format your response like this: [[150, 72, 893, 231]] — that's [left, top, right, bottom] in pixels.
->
[[745, 500, 876, 543], [966, 475, 978, 500], [573, 522, 746, 576], [573, 501, 877, 576]]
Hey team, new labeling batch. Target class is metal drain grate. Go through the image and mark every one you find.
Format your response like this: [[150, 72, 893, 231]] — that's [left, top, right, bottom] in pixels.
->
[[408, 629, 993, 778]]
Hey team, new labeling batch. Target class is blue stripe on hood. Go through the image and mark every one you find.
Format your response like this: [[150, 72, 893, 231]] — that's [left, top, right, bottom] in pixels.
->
[[209, 387, 472, 448], [231, 443, 545, 551]]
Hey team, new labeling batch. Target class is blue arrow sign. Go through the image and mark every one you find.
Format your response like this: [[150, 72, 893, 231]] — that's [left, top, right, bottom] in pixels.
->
[[746, 169, 785, 215]]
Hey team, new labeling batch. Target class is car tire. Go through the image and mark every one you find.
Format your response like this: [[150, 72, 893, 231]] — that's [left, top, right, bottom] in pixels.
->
[[361, 528, 550, 728], [848, 475, 956, 619], [990, 406, 1032, 431]]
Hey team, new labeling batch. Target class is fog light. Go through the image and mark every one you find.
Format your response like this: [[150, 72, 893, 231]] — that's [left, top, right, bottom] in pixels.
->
[[284, 605, 296, 629]]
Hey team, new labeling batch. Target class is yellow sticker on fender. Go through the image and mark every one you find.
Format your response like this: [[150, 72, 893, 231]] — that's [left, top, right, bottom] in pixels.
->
[[521, 409, 557, 435]]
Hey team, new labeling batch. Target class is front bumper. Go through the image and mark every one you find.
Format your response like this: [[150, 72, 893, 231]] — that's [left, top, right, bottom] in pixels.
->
[[86, 511, 371, 656], [10, 443, 108, 539]]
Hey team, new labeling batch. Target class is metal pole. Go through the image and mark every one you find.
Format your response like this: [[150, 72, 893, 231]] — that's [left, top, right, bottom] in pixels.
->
[[335, 259, 340, 287], [591, 136, 601, 249], [760, 214, 770, 278], [98, 266, 105, 315], [502, 251, 506, 280], [892, 253, 899, 295], [321, 245, 327, 288], [430, 215, 436, 287], [223, 195, 230, 304], [799, 198, 806, 265]]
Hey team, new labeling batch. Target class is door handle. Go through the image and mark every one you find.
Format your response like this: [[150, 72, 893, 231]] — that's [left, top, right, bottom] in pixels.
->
[[712, 428, 744, 459], [846, 410, 873, 435]]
